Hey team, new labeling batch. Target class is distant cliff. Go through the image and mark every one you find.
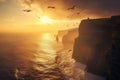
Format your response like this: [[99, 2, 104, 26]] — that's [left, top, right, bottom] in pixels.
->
[[72, 15, 120, 77], [57, 28, 78, 48], [62, 28, 78, 48], [57, 30, 68, 42]]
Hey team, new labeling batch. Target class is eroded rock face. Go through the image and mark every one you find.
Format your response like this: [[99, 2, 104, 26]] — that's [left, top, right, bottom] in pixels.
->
[[57, 30, 68, 42], [73, 18, 112, 64], [72, 15, 120, 77], [62, 28, 78, 48]]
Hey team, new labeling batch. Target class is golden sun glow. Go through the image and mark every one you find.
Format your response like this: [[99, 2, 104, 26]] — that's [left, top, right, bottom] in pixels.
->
[[41, 33, 54, 41], [41, 16, 52, 24]]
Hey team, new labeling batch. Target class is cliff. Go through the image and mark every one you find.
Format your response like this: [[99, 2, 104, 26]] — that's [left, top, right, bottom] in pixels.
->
[[72, 15, 120, 77], [57, 28, 78, 48], [57, 30, 68, 42], [62, 28, 78, 48]]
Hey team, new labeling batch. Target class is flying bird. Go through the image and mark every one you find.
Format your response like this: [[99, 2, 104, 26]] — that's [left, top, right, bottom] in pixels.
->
[[77, 12, 80, 15], [48, 6, 55, 9], [68, 49, 72, 52], [23, 9, 32, 12], [38, 17, 41, 19], [67, 5, 76, 10]]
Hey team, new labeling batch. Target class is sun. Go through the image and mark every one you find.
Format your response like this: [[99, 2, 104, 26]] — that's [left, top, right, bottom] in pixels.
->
[[41, 16, 52, 24]]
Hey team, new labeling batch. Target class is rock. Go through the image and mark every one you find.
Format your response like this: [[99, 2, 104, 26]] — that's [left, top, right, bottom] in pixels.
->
[[57, 28, 78, 48], [72, 15, 120, 77], [107, 16, 120, 80], [108, 37, 120, 80], [57, 30, 68, 42], [73, 18, 112, 64], [62, 28, 78, 48]]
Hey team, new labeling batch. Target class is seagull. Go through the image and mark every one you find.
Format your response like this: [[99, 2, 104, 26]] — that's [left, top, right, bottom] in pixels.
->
[[48, 6, 55, 9], [77, 12, 80, 15], [23, 9, 31, 12], [68, 49, 72, 52], [38, 17, 41, 19], [67, 5, 76, 10]]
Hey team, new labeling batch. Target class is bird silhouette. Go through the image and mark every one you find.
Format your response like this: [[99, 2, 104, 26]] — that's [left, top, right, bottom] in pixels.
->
[[23, 9, 31, 12], [77, 12, 80, 15], [48, 6, 55, 9], [67, 5, 76, 10], [68, 49, 72, 52]]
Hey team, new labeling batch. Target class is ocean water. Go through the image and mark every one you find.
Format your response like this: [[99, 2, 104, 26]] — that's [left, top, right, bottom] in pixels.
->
[[0, 33, 85, 80]]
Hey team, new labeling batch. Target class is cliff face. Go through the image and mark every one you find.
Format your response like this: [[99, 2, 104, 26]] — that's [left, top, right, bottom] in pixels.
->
[[57, 30, 68, 42], [62, 28, 78, 48], [72, 15, 120, 76], [57, 28, 78, 48], [73, 18, 112, 64]]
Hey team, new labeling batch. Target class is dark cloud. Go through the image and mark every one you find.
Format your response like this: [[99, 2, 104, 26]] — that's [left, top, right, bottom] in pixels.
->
[[20, 0, 120, 19]]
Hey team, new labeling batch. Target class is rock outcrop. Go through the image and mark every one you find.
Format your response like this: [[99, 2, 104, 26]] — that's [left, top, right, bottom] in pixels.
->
[[62, 28, 78, 48], [72, 15, 120, 77], [57, 30, 68, 42], [57, 28, 78, 48]]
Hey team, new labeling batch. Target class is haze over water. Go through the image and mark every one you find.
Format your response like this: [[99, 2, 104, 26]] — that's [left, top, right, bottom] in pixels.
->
[[0, 33, 69, 80]]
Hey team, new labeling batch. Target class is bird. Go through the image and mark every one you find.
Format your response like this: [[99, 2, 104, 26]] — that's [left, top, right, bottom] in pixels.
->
[[68, 49, 72, 52], [48, 6, 55, 9], [38, 17, 41, 19], [67, 5, 76, 10], [23, 9, 31, 12], [77, 12, 80, 15]]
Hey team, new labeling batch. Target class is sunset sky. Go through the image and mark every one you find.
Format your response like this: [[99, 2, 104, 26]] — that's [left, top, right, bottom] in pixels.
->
[[0, 0, 120, 32]]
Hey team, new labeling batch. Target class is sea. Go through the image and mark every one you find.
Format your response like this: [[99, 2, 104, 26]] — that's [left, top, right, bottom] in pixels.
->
[[0, 32, 86, 80]]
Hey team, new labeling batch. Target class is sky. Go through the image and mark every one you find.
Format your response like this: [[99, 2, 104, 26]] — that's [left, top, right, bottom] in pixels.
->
[[0, 0, 120, 32]]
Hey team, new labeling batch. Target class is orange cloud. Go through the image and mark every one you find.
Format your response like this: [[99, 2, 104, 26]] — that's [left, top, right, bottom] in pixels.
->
[[0, 0, 6, 2], [18, 0, 120, 19]]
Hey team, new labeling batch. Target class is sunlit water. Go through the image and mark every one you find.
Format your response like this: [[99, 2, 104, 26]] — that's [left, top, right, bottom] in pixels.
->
[[0, 33, 85, 80]]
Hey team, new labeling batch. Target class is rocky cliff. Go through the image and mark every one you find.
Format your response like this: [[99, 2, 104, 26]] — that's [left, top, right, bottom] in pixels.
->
[[57, 28, 78, 48], [62, 28, 78, 48], [72, 15, 120, 77]]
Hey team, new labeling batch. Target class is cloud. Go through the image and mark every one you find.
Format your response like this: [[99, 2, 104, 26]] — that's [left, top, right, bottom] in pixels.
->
[[0, 0, 6, 2], [18, 0, 120, 19], [19, 0, 33, 7]]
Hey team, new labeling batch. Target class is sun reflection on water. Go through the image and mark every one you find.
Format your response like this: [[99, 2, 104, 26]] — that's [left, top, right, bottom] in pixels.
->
[[40, 33, 54, 41], [38, 33, 56, 54], [33, 33, 56, 64]]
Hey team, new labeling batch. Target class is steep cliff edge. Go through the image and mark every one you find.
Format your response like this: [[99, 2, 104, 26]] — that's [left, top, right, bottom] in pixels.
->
[[73, 18, 112, 64], [72, 15, 120, 77]]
